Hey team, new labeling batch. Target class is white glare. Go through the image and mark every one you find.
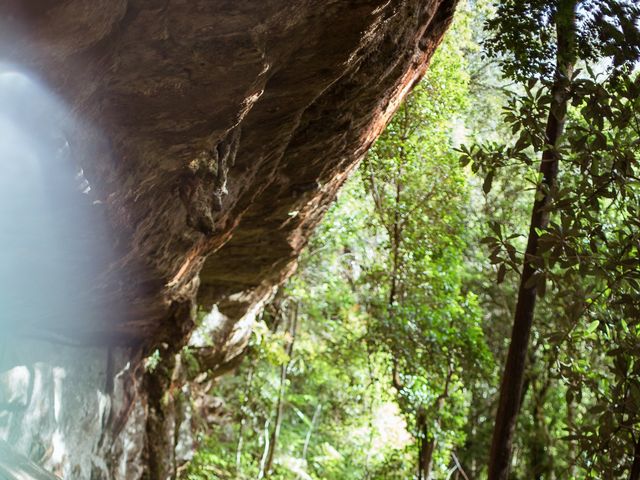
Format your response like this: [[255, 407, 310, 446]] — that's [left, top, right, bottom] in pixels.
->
[[0, 65, 115, 477]]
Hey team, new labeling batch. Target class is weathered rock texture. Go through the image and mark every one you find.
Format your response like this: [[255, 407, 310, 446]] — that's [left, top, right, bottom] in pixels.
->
[[0, 0, 456, 478]]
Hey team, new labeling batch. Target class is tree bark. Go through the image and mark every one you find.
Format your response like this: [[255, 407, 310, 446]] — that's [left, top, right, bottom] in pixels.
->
[[417, 369, 452, 480], [487, 2, 577, 479], [418, 413, 436, 480], [630, 439, 640, 480], [302, 403, 322, 461], [530, 375, 552, 480], [235, 367, 255, 474], [262, 302, 298, 478], [257, 419, 271, 480]]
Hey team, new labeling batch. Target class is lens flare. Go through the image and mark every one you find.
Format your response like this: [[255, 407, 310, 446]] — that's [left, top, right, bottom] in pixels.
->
[[0, 65, 116, 478]]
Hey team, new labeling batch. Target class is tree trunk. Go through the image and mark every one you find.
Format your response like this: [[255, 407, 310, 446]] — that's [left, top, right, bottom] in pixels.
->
[[566, 394, 577, 477], [235, 367, 255, 474], [419, 434, 436, 480], [630, 439, 640, 480], [417, 412, 435, 480], [302, 403, 322, 461], [262, 302, 299, 478], [530, 376, 551, 480], [417, 371, 452, 480], [487, 2, 577, 479], [257, 419, 271, 480]]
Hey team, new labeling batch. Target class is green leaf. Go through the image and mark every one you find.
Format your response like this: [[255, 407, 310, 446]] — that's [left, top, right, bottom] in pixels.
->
[[497, 263, 507, 284], [585, 320, 599, 334], [483, 171, 494, 194]]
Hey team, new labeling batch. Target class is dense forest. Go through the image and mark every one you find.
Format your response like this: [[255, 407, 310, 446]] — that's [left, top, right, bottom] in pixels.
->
[[181, 1, 640, 478]]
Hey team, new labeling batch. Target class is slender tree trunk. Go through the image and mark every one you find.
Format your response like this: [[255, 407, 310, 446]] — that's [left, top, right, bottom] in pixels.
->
[[416, 409, 435, 480], [235, 367, 254, 474], [388, 146, 403, 311], [451, 452, 470, 480], [417, 412, 426, 480], [487, 2, 577, 478], [417, 370, 452, 480], [566, 394, 577, 478], [262, 302, 299, 478], [419, 428, 436, 480], [630, 439, 640, 480], [302, 403, 322, 461], [235, 419, 245, 473], [257, 419, 271, 480], [530, 376, 551, 480]]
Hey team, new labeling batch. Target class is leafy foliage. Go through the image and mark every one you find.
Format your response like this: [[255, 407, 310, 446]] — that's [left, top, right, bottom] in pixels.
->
[[183, 1, 640, 479]]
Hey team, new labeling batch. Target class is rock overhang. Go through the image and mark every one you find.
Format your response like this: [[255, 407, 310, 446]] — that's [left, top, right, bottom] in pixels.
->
[[0, 0, 457, 349]]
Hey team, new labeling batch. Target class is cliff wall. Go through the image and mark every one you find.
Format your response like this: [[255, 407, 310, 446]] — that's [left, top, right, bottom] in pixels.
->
[[0, 1, 456, 478]]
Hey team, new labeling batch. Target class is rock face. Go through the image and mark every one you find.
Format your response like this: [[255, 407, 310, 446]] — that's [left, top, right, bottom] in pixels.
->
[[0, 0, 456, 478]]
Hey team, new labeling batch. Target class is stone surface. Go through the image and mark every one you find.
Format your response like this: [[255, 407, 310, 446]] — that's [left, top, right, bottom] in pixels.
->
[[0, 340, 145, 479], [0, 0, 457, 477]]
